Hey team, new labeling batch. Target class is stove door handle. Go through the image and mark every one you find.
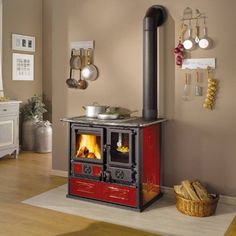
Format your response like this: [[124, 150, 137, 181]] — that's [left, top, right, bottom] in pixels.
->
[[104, 170, 111, 182], [103, 144, 111, 152]]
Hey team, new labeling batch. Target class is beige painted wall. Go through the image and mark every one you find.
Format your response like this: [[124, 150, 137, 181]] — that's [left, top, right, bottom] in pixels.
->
[[42, 0, 52, 121], [2, 0, 42, 102], [44, 0, 236, 196]]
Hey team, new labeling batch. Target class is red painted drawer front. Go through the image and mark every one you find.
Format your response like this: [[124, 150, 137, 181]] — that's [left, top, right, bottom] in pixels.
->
[[70, 177, 102, 200], [102, 183, 137, 207], [73, 163, 83, 175]]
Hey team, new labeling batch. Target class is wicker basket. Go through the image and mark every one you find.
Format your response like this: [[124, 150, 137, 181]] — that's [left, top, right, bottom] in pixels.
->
[[175, 192, 219, 217]]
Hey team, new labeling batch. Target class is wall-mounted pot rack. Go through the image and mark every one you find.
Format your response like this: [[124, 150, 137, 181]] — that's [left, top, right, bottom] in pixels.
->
[[180, 7, 207, 22], [66, 40, 98, 89]]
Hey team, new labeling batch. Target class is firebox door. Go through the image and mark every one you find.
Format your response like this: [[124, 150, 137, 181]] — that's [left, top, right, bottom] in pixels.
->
[[71, 125, 104, 164], [107, 129, 135, 168]]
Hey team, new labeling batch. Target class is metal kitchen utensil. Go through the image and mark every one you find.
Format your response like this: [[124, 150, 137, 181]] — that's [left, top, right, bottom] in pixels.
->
[[83, 102, 109, 118], [117, 133, 122, 148], [195, 71, 203, 96], [70, 49, 82, 70], [66, 67, 78, 88], [199, 17, 212, 49], [97, 113, 119, 120], [183, 21, 196, 50], [106, 107, 138, 118], [194, 19, 200, 43], [77, 79, 88, 90], [182, 73, 191, 101], [199, 26, 212, 49], [81, 49, 99, 81]]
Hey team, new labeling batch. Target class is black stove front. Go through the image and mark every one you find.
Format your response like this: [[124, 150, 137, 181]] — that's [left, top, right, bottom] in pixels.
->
[[70, 124, 138, 185]]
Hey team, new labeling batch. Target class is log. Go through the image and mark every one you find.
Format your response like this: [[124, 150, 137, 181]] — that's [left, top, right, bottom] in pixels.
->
[[192, 180, 211, 201], [174, 185, 191, 199], [181, 179, 200, 201]]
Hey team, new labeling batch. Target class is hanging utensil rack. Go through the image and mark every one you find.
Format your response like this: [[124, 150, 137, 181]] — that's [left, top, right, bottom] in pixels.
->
[[181, 7, 207, 22]]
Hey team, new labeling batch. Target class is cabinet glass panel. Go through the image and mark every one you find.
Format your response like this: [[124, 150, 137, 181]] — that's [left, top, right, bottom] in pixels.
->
[[110, 132, 130, 164]]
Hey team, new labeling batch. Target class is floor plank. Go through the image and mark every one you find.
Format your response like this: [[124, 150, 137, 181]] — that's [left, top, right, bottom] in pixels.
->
[[0, 152, 159, 236], [225, 216, 236, 236]]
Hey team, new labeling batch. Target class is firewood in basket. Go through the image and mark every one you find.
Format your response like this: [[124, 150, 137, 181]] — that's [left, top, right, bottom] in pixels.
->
[[181, 179, 200, 201], [174, 185, 182, 195], [77, 146, 89, 157], [174, 185, 191, 199], [192, 181, 211, 201]]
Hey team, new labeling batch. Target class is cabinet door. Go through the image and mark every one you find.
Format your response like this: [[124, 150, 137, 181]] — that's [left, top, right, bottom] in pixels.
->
[[0, 116, 17, 148]]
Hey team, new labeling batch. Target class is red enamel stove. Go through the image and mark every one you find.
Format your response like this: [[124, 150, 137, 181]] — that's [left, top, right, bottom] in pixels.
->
[[62, 116, 165, 211]]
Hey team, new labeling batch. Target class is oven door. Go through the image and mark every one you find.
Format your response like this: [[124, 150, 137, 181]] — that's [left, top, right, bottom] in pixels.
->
[[107, 129, 134, 168], [71, 125, 104, 164]]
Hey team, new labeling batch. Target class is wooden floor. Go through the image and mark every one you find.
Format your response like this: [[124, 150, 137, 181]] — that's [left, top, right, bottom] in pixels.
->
[[0, 152, 235, 236], [0, 152, 159, 236]]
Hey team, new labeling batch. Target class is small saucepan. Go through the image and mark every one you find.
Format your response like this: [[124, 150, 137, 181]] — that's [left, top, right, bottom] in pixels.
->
[[198, 26, 212, 49], [81, 49, 99, 81], [83, 103, 109, 118]]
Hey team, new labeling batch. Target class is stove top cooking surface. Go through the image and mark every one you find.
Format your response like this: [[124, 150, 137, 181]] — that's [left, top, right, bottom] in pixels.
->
[[75, 116, 138, 122], [62, 116, 166, 127]]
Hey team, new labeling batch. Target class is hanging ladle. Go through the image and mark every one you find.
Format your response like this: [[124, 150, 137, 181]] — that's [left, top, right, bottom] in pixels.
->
[[66, 67, 78, 88]]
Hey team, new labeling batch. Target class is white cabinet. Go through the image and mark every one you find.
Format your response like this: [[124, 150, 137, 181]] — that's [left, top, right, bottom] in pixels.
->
[[0, 101, 21, 158]]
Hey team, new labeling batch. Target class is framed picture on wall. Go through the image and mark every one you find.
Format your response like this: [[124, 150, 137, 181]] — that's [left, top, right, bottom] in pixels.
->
[[12, 34, 35, 52], [12, 53, 34, 81]]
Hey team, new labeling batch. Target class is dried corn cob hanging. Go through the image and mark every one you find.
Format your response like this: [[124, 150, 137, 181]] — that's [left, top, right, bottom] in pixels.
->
[[203, 67, 217, 110]]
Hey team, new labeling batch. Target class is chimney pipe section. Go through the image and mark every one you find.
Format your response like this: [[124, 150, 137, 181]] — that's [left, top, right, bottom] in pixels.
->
[[143, 6, 167, 121]]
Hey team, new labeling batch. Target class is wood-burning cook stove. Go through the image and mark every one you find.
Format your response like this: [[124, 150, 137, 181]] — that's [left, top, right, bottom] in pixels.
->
[[62, 117, 165, 211], [62, 5, 167, 211]]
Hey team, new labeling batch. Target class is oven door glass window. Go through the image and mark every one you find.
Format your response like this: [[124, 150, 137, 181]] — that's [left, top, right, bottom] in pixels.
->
[[110, 132, 131, 165], [75, 133, 101, 161]]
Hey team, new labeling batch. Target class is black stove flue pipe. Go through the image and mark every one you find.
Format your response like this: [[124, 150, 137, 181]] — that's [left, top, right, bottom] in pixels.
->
[[143, 5, 167, 121]]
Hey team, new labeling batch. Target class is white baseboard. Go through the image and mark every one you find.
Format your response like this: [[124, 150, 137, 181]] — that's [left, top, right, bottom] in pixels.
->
[[161, 186, 236, 206], [51, 169, 68, 177], [161, 186, 175, 197], [218, 194, 236, 205]]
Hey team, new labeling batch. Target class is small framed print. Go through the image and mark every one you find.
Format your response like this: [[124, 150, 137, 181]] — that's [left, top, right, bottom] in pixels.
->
[[12, 34, 35, 52], [12, 53, 34, 81]]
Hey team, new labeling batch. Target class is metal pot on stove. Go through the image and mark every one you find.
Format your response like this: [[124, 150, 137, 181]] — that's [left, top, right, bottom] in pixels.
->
[[83, 102, 109, 118]]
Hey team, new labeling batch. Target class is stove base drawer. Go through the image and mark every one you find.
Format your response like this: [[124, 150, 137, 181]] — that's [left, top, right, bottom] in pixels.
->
[[70, 177, 102, 200], [102, 183, 137, 207], [69, 177, 137, 207]]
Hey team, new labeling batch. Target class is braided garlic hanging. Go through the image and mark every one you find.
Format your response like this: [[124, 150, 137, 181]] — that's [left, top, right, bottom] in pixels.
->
[[203, 67, 217, 110]]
